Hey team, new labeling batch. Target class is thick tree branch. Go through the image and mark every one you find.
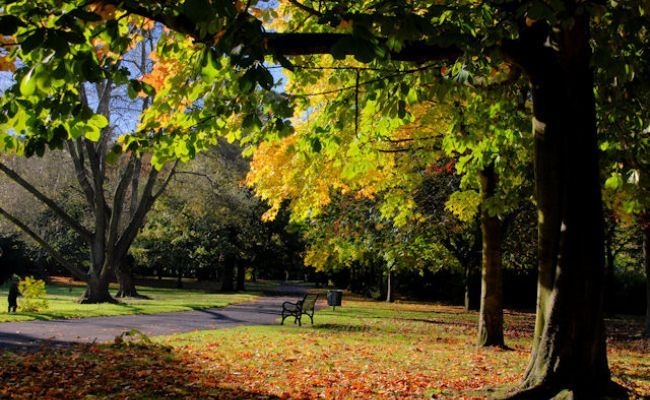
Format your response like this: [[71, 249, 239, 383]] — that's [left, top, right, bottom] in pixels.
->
[[67, 139, 96, 208], [152, 160, 179, 200], [106, 2, 464, 63], [0, 162, 93, 242], [264, 33, 463, 63], [107, 156, 136, 253], [0, 206, 87, 280]]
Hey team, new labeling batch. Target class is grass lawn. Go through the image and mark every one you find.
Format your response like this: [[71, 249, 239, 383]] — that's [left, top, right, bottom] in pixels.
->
[[0, 296, 647, 399], [0, 278, 259, 322]]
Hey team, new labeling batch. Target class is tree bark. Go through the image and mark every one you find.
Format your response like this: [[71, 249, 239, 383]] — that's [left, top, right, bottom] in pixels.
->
[[236, 262, 246, 291], [115, 255, 147, 298], [477, 164, 504, 347], [503, 16, 617, 398], [386, 267, 392, 303], [220, 255, 235, 292], [642, 214, 650, 337], [80, 273, 117, 304]]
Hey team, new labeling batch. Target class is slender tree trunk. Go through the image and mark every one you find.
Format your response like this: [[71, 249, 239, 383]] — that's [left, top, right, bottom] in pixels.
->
[[236, 262, 246, 291], [386, 267, 392, 303], [642, 215, 650, 337], [463, 263, 479, 311], [477, 164, 504, 347], [221, 255, 235, 292], [604, 218, 616, 315], [503, 16, 618, 398], [464, 265, 470, 310]]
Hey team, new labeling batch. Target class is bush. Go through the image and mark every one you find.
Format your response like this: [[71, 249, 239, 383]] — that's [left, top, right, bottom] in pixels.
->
[[18, 276, 49, 312]]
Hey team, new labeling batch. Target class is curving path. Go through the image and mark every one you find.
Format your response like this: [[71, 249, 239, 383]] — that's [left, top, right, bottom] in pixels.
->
[[0, 289, 320, 352]]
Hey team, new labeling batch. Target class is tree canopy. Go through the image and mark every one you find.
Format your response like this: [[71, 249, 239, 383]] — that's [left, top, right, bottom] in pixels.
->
[[1, 1, 648, 398]]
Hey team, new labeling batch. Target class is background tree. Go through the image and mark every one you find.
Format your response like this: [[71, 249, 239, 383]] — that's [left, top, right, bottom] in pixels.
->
[[594, 2, 650, 336], [0, 14, 180, 302]]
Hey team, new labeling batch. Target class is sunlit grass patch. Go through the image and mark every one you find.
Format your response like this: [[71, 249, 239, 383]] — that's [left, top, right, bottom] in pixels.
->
[[0, 281, 258, 322]]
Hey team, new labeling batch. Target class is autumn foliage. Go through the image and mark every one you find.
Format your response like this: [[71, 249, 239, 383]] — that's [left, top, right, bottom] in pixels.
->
[[0, 300, 647, 399]]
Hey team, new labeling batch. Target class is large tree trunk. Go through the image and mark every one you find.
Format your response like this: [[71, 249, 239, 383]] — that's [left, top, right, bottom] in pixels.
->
[[80, 272, 116, 304], [115, 255, 148, 298], [477, 164, 504, 347], [503, 15, 618, 399], [116, 268, 139, 297]]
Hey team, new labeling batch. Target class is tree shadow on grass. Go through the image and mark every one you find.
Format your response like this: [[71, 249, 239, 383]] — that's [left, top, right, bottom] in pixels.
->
[[0, 340, 282, 399], [313, 323, 374, 333]]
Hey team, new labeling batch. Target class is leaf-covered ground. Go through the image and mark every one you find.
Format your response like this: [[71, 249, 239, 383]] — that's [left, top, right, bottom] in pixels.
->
[[0, 300, 648, 399]]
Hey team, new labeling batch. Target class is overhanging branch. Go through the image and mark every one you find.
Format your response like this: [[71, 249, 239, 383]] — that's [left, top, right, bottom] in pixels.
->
[[107, 2, 464, 64], [263, 33, 463, 63]]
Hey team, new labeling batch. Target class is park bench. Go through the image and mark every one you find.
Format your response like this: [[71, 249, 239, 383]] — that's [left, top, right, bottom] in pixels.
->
[[281, 293, 319, 326]]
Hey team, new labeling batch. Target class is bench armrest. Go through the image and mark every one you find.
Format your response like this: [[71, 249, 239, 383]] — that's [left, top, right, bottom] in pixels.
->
[[282, 300, 303, 311]]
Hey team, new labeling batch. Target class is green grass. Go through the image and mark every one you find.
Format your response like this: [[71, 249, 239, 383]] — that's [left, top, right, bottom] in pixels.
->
[[0, 281, 259, 322]]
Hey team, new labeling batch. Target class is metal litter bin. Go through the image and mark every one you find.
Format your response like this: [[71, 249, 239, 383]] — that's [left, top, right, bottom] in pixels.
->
[[327, 289, 343, 310]]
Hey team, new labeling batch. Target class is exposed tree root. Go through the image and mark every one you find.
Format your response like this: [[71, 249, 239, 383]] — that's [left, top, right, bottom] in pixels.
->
[[115, 291, 151, 300], [499, 380, 630, 400]]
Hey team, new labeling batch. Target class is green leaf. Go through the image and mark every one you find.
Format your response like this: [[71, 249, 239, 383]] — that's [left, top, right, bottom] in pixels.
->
[[19, 68, 37, 96], [45, 30, 71, 56], [200, 49, 220, 82], [242, 113, 261, 129], [0, 15, 25, 35], [105, 144, 123, 164], [397, 100, 407, 119], [88, 114, 109, 129], [127, 80, 141, 99], [83, 125, 101, 141], [21, 29, 45, 54], [604, 173, 624, 190], [311, 138, 322, 153]]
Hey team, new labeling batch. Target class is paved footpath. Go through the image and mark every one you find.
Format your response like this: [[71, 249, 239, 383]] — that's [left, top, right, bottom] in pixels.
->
[[0, 293, 315, 352]]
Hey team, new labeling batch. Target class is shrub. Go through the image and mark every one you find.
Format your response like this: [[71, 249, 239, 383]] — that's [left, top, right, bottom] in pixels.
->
[[18, 276, 49, 312]]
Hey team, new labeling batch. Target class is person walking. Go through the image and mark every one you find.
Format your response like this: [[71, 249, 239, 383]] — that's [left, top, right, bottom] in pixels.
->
[[8, 277, 20, 313]]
